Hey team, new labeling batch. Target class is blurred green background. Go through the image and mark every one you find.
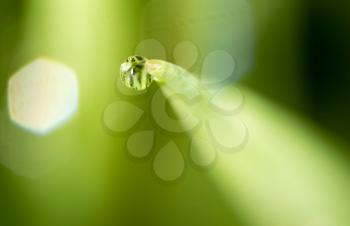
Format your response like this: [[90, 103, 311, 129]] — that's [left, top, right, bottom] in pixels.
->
[[0, 0, 350, 226]]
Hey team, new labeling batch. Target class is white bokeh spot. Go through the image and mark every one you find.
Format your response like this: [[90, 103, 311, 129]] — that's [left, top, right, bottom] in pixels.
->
[[7, 58, 78, 135]]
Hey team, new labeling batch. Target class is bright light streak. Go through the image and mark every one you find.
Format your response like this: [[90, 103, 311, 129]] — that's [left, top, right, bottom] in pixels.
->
[[209, 87, 350, 226], [158, 79, 350, 225]]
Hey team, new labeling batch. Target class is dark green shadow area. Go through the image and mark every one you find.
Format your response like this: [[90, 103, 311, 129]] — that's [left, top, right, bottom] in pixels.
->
[[0, 0, 24, 107]]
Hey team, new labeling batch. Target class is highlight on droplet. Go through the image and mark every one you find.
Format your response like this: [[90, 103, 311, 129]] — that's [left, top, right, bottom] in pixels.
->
[[7, 58, 79, 135]]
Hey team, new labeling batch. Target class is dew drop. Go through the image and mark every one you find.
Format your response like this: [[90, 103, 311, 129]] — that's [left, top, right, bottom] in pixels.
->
[[116, 75, 147, 96]]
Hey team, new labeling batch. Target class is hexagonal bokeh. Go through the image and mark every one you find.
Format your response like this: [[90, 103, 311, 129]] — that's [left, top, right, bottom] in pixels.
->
[[7, 58, 79, 135]]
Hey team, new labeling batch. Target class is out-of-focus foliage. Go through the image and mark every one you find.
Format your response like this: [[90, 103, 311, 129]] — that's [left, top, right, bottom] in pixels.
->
[[0, 0, 349, 226]]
